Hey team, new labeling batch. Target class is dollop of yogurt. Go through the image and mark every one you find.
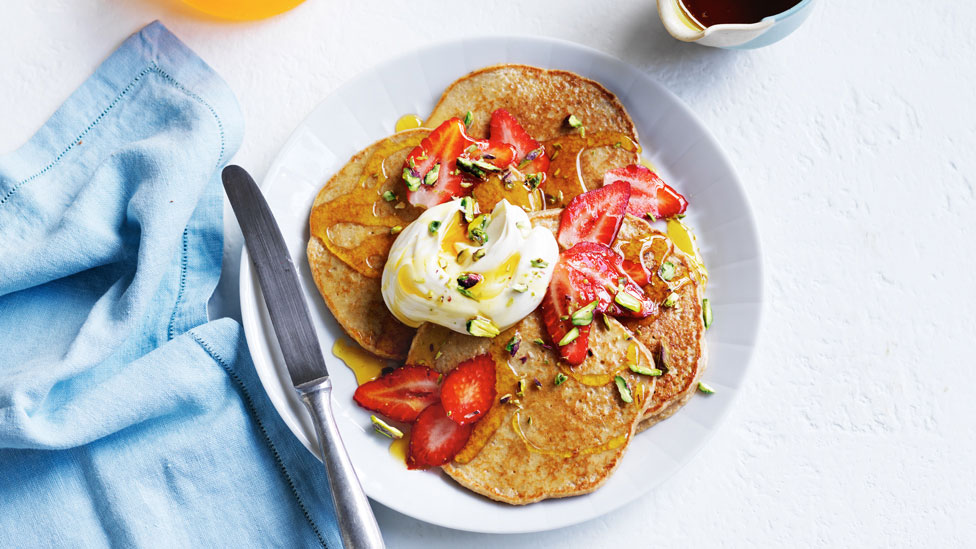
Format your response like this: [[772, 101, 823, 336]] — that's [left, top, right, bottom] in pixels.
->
[[381, 199, 558, 336]]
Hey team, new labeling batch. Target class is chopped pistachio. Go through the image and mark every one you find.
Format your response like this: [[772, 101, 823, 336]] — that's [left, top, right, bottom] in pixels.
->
[[457, 286, 478, 300], [554, 373, 568, 386], [499, 394, 512, 404], [473, 248, 486, 261], [530, 258, 548, 268], [580, 126, 586, 138], [533, 338, 546, 346], [645, 212, 657, 222], [390, 225, 403, 235], [533, 378, 542, 389], [629, 363, 663, 377], [423, 163, 440, 186], [434, 350, 442, 360], [614, 376, 633, 403], [466, 316, 500, 338], [459, 196, 476, 222], [567, 114, 583, 128], [677, 213, 687, 219], [558, 327, 580, 346], [437, 257, 448, 269], [663, 292, 679, 308], [402, 167, 421, 191], [570, 300, 599, 326], [457, 272, 483, 288], [511, 282, 528, 293], [505, 335, 521, 356], [601, 312, 612, 330], [517, 378, 527, 397], [525, 173, 543, 189], [614, 290, 643, 313], [468, 214, 490, 245], [659, 261, 676, 281], [698, 381, 715, 394], [703, 298, 713, 328], [382, 190, 397, 202], [463, 110, 473, 126], [428, 220, 441, 234], [394, 202, 406, 210], [370, 415, 404, 439]]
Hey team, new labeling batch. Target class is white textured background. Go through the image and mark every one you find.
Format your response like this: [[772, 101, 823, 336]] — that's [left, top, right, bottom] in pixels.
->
[[2, 1, 974, 547]]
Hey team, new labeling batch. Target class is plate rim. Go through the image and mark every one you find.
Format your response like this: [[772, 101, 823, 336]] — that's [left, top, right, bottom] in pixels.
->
[[238, 34, 765, 534]]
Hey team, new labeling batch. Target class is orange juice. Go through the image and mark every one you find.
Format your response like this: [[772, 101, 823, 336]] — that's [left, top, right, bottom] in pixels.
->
[[182, 0, 305, 20]]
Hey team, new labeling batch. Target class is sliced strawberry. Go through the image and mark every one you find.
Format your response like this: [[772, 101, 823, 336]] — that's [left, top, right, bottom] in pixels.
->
[[440, 354, 497, 425], [404, 118, 476, 208], [353, 365, 440, 423], [620, 257, 651, 286], [540, 260, 598, 365], [557, 181, 631, 249], [407, 402, 472, 469], [562, 242, 656, 319], [603, 165, 688, 219], [462, 140, 517, 172], [489, 109, 549, 177]]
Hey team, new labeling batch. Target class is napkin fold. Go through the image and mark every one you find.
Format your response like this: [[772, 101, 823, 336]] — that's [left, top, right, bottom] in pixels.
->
[[0, 22, 340, 548]]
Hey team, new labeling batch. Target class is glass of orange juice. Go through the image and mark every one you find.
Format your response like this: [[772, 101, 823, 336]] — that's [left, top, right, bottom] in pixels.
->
[[182, 0, 306, 20]]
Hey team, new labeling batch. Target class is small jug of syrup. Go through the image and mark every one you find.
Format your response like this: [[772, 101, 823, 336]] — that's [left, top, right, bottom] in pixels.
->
[[658, 0, 816, 49]]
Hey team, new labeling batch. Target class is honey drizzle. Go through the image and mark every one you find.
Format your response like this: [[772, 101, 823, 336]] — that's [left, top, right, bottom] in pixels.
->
[[542, 131, 639, 208], [309, 132, 427, 278], [331, 338, 388, 385], [511, 411, 629, 458], [471, 174, 546, 213], [389, 431, 410, 464]]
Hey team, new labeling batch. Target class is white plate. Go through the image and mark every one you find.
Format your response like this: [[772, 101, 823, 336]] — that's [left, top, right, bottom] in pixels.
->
[[240, 36, 763, 534]]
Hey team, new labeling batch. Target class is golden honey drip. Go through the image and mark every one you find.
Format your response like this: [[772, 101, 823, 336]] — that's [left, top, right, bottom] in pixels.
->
[[395, 114, 423, 133], [309, 133, 427, 278], [541, 131, 639, 208], [471, 174, 545, 213], [667, 219, 709, 288], [331, 338, 387, 385], [511, 411, 629, 458], [389, 431, 410, 464]]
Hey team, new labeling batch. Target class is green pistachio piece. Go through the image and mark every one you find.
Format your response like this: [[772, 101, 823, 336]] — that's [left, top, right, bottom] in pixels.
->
[[659, 261, 676, 281], [554, 373, 568, 386], [698, 381, 715, 394], [466, 316, 500, 338], [464, 110, 473, 127], [517, 378, 527, 397], [614, 290, 643, 313], [557, 327, 580, 346], [423, 163, 440, 186], [702, 298, 713, 328], [402, 167, 421, 191], [567, 114, 583, 128], [629, 363, 663, 377], [370, 415, 404, 439], [390, 225, 403, 235], [614, 376, 633, 403], [570, 300, 599, 326], [530, 258, 548, 268], [428, 220, 441, 234], [382, 190, 397, 202], [645, 212, 657, 222], [467, 214, 490, 245], [663, 292, 679, 308], [511, 282, 528, 293]]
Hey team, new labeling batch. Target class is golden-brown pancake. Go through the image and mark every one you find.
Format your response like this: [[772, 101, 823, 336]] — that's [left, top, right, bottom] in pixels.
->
[[307, 129, 430, 359], [406, 310, 655, 505], [528, 210, 707, 428], [427, 64, 640, 208]]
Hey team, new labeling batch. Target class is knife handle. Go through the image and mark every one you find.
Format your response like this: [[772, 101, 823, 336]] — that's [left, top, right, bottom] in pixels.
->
[[297, 378, 385, 549]]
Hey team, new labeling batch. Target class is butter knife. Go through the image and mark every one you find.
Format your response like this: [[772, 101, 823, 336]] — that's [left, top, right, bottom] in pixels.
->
[[222, 165, 385, 549]]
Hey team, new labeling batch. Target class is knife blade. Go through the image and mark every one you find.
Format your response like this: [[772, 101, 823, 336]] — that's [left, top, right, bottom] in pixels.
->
[[222, 165, 385, 549]]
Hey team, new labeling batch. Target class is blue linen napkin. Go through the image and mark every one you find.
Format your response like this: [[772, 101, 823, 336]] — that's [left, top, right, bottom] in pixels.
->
[[0, 22, 340, 548]]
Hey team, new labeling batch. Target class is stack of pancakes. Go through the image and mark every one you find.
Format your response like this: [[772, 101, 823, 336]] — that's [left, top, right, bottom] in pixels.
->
[[307, 65, 706, 505]]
